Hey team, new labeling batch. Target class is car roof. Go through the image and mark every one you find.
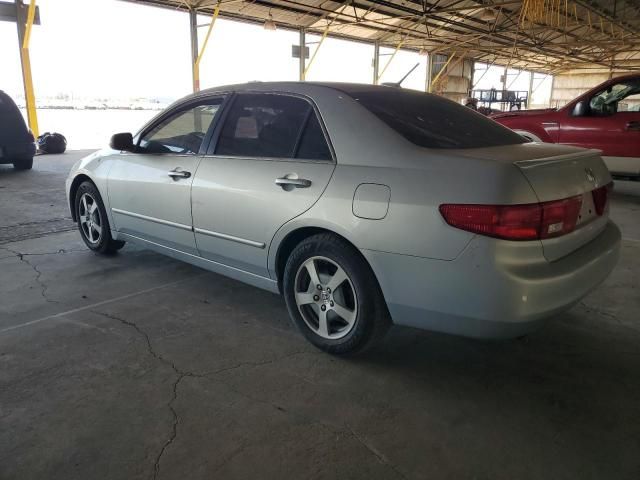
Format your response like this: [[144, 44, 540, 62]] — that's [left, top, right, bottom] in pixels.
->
[[193, 81, 399, 99]]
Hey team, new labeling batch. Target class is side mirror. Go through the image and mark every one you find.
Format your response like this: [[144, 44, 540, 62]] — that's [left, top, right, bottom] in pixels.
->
[[572, 100, 590, 117], [110, 132, 134, 152]]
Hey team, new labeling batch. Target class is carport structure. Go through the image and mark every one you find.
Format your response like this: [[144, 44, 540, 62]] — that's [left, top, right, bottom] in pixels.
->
[[126, 0, 640, 83], [6, 0, 640, 134]]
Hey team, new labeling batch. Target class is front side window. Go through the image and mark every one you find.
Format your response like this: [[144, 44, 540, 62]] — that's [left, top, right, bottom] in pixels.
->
[[589, 79, 640, 115], [343, 87, 526, 149], [139, 101, 221, 154], [216, 93, 329, 159]]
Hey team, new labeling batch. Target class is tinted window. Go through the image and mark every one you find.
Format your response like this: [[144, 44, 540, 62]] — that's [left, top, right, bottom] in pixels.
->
[[590, 79, 640, 115], [140, 101, 221, 154], [296, 113, 332, 160], [216, 94, 310, 158], [345, 88, 525, 149]]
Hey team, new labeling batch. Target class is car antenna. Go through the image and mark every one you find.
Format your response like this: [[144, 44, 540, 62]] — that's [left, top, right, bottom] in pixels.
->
[[381, 63, 420, 88]]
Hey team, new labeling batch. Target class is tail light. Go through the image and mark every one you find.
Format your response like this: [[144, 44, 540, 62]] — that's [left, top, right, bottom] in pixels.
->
[[591, 183, 612, 216], [440, 195, 583, 241]]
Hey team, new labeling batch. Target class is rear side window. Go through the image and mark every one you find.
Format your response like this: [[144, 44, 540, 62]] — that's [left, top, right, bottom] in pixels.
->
[[216, 93, 330, 160], [345, 88, 526, 149], [296, 113, 332, 160]]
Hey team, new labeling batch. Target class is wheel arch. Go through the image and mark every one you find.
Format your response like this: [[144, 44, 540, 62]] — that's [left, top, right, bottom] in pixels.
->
[[68, 174, 97, 221], [273, 226, 377, 295]]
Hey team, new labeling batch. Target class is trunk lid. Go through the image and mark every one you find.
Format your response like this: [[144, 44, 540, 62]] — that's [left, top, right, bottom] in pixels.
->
[[453, 143, 612, 261]]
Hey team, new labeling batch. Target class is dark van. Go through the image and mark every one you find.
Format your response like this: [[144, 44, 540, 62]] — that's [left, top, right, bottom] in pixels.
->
[[0, 90, 36, 170]]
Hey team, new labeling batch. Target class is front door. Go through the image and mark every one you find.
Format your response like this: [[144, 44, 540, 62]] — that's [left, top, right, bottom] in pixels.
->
[[559, 77, 640, 174], [191, 92, 335, 277], [108, 98, 224, 254]]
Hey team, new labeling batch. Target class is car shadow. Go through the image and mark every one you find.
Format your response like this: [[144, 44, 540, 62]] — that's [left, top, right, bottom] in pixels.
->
[[347, 312, 639, 437]]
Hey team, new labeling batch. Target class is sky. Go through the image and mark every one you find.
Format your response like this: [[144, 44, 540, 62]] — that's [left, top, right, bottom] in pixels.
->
[[0, 0, 431, 102]]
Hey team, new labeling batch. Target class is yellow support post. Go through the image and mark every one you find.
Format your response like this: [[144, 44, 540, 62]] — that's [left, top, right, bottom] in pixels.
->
[[193, 1, 220, 92], [429, 52, 456, 93], [19, 0, 39, 137], [302, 5, 346, 80], [302, 28, 328, 80], [377, 39, 405, 83]]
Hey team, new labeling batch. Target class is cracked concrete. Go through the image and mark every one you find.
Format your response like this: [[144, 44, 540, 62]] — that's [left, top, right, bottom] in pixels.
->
[[87, 307, 312, 480], [1, 152, 639, 480], [3, 246, 60, 304]]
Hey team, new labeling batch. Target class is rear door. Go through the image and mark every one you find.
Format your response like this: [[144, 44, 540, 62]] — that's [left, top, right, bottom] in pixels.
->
[[191, 92, 335, 277], [108, 97, 224, 255]]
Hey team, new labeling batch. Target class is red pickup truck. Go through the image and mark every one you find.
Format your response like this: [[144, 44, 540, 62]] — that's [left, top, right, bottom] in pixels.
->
[[492, 74, 640, 177]]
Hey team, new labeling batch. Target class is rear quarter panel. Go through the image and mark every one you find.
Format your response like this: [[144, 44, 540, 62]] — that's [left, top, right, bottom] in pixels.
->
[[268, 149, 541, 278], [268, 86, 543, 276]]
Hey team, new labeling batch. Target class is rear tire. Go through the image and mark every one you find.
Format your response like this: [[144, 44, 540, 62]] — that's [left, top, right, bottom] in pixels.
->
[[75, 181, 125, 254], [283, 233, 390, 355], [13, 158, 33, 170]]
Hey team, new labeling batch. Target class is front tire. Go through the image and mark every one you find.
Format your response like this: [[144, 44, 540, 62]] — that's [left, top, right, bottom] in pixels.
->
[[283, 233, 390, 355], [75, 181, 125, 254], [13, 158, 33, 170]]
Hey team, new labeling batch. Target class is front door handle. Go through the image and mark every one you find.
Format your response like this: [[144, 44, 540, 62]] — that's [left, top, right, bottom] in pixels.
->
[[626, 121, 640, 131], [168, 168, 191, 180], [275, 176, 312, 189]]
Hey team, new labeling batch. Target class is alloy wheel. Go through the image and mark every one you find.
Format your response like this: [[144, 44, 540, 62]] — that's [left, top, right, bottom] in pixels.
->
[[294, 256, 358, 339], [78, 193, 102, 245]]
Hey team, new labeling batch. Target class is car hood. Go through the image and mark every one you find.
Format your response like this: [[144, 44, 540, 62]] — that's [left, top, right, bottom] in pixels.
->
[[490, 108, 557, 120]]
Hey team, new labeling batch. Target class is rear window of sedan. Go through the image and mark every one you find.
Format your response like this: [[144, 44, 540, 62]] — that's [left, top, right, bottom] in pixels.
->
[[344, 88, 526, 149]]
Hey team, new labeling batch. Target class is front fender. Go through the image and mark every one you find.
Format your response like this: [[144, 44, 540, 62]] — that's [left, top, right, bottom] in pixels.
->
[[66, 150, 119, 235]]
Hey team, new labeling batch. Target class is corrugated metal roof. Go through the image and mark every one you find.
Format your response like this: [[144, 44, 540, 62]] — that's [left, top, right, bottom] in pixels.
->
[[120, 0, 640, 73]]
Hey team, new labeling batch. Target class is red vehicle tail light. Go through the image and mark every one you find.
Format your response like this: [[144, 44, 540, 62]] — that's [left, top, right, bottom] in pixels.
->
[[591, 183, 612, 216], [539, 196, 582, 239], [440, 195, 583, 241]]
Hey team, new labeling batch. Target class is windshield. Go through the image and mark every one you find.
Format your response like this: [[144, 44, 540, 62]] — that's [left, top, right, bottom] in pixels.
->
[[343, 87, 526, 149]]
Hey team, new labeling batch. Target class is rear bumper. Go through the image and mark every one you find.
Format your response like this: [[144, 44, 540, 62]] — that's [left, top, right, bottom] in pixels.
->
[[362, 221, 621, 339], [0, 141, 36, 163]]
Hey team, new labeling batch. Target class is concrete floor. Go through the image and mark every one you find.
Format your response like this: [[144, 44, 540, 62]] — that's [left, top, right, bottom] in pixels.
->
[[1, 151, 639, 480]]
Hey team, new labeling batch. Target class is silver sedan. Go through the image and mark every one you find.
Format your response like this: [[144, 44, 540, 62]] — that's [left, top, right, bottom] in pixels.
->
[[66, 82, 621, 354]]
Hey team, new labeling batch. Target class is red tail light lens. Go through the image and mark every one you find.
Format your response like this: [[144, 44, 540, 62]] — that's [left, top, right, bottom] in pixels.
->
[[440, 195, 583, 241], [539, 196, 582, 239], [438, 204, 541, 240], [592, 183, 612, 216]]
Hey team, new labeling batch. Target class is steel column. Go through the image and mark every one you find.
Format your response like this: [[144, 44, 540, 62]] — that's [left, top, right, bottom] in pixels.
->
[[15, 0, 38, 137], [373, 41, 379, 85], [189, 8, 199, 92], [425, 53, 433, 92], [299, 28, 305, 81], [502, 65, 508, 92], [527, 71, 534, 108]]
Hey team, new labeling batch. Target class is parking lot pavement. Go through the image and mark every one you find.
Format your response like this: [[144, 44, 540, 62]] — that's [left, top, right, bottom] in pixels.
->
[[1, 152, 639, 480]]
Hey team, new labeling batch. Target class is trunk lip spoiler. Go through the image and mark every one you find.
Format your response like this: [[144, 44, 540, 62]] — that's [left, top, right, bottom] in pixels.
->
[[514, 149, 602, 169]]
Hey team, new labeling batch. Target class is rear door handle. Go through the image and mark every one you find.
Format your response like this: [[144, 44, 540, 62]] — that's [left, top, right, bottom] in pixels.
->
[[275, 177, 312, 189], [626, 121, 640, 131], [168, 168, 191, 180]]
